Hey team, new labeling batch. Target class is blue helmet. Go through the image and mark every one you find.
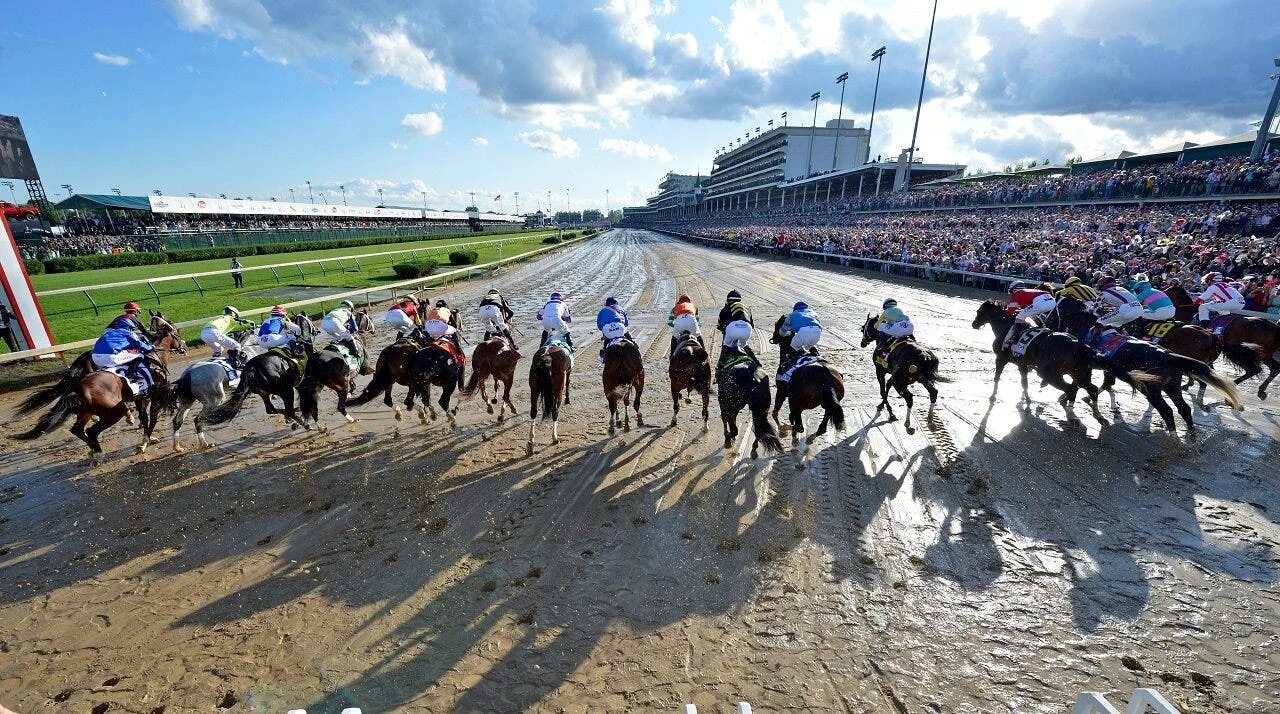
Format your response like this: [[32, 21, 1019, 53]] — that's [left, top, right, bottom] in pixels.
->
[[605, 296, 619, 307], [550, 292, 563, 301], [883, 299, 897, 310], [793, 301, 808, 311]]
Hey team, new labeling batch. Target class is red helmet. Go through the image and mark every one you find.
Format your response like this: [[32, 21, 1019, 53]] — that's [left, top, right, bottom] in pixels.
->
[[123, 302, 141, 313], [270, 305, 287, 316]]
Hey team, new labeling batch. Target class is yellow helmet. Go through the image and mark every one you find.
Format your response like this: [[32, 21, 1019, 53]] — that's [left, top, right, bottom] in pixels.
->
[[1063, 276, 1082, 287]]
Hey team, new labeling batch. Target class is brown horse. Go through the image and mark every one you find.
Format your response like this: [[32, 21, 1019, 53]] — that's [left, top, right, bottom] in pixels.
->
[[16, 355, 169, 463], [347, 339, 424, 424], [602, 337, 646, 434], [770, 317, 846, 461], [297, 347, 362, 431], [1167, 283, 1279, 399], [463, 336, 522, 423], [859, 315, 944, 434], [526, 343, 573, 455], [668, 334, 711, 432]]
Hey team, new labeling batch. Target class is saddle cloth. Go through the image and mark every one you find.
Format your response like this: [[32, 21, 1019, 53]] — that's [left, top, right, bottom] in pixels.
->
[[1011, 327, 1048, 359], [543, 339, 575, 366], [1094, 331, 1130, 359], [778, 354, 820, 383], [1139, 319, 1178, 344], [1209, 313, 1239, 336], [874, 337, 912, 369], [104, 364, 152, 396], [330, 343, 365, 372], [193, 358, 241, 389], [433, 338, 465, 366], [267, 347, 308, 375]]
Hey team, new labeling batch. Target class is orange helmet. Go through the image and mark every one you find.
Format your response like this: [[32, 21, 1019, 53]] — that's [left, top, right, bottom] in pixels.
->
[[123, 301, 141, 313]]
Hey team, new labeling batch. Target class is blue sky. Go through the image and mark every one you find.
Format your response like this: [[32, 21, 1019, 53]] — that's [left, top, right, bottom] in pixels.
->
[[3, 0, 1277, 212]]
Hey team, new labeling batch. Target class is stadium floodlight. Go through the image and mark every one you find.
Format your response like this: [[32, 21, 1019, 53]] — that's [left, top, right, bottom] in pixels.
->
[[289, 188, 296, 202], [1, 181, 15, 204], [805, 91, 821, 177], [768, 119, 774, 129], [340, 184, 347, 205], [111, 188, 121, 196], [187, 192, 196, 198], [152, 189, 162, 196], [219, 193, 227, 199], [377, 187, 384, 206], [305, 180, 314, 204], [903, 1, 936, 191], [832, 72, 850, 171], [869, 46, 886, 162], [60, 184, 73, 196], [781, 111, 788, 126]]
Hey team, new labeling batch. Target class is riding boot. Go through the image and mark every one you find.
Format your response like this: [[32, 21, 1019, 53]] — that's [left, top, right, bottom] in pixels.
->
[[540, 329, 549, 347], [565, 333, 574, 351], [668, 335, 677, 356], [697, 334, 706, 350]]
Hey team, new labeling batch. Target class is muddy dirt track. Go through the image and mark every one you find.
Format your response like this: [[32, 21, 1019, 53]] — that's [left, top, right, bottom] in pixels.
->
[[1, 229, 1278, 713]]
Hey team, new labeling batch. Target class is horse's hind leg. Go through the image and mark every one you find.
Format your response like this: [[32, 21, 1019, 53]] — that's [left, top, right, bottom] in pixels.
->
[[895, 382, 916, 434], [1257, 358, 1278, 400], [608, 397, 619, 435], [479, 374, 494, 414], [1146, 389, 1177, 432], [502, 377, 517, 418], [669, 384, 681, 427], [1166, 383, 1194, 432], [633, 374, 645, 427], [86, 405, 128, 463], [441, 384, 457, 428], [172, 398, 193, 452], [701, 389, 710, 434]]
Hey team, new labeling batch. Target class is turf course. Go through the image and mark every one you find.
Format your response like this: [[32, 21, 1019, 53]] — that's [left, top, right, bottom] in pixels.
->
[[34, 230, 561, 343]]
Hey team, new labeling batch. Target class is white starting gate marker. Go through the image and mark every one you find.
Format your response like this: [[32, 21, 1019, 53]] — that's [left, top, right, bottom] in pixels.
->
[[1073, 688, 1181, 714], [286, 709, 361, 714], [685, 703, 753, 713]]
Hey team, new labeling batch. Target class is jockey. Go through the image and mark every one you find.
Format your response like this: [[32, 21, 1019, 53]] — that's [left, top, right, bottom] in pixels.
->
[[1055, 276, 1100, 308], [424, 300, 462, 352], [1197, 272, 1246, 326], [257, 305, 302, 354], [596, 296, 631, 364], [201, 306, 255, 366], [1002, 281, 1055, 350], [1094, 276, 1144, 332], [717, 290, 759, 365], [91, 324, 154, 394], [1129, 273, 1176, 322], [321, 300, 361, 347], [385, 296, 421, 339], [538, 292, 573, 349], [875, 298, 914, 341], [478, 288, 516, 342], [668, 294, 705, 355], [107, 301, 158, 341], [783, 300, 822, 358]]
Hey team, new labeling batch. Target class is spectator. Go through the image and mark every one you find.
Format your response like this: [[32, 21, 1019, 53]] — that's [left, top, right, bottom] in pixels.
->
[[0, 303, 18, 353], [230, 257, 244, 288]]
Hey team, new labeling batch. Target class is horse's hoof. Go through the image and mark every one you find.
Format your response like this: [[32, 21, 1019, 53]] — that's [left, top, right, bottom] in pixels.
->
[[552, 436, 561, 445], [685, 398, 692, 405], [609, 426, 616, 436], [345, 415, 356, 424], [135, 444, 147, 455], [394, 409, 403, 422], [497, 414, 505, 424], [173, 444, 185, 454], [525, 443, 534, 457], [490, 398, 498, 405], [887, 414, 898, 423], [1259, 390, 1268, 401], [487, 404, 495, 414], [669, 418, 677, 428], [906, 426, 916, 435]]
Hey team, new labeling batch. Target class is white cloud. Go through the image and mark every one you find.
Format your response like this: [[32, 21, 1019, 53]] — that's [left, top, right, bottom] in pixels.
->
[[599, 138, 673, 162], [519, 130, 580, 158], [93, 52, 132, 66], [470, 136, 489, 147], [662, 32, 698, 58], [390, 141, 407, 150], [401, 111, 443, 136], [356, 27, 446, 91], [723, 0, 801, 73]]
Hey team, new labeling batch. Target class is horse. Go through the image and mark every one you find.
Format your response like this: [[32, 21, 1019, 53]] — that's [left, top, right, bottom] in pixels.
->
[[1166, 283, 1279, 399], [668, 334, 711, 432], [526, 343, 573, 455], [346, 338, 424, 423], [769, 317, 846, 460], [859, 315, 944, 434], [16, 311, 187, 418], [715, 349, 783, 458], [197, 349, 309, 433], [16, 353, 170, 463], [404, 340, 465, 428], [1087, 334, 1243, 432], [602, 336, 645, 434], [971, 300, 1102, 418], [297, 346, 365, 430], [462, 336, 522, 423]]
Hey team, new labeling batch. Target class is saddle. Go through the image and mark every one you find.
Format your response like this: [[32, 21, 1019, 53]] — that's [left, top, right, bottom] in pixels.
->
[[673, 333, 704, 355], [777, 352, 821, 384], [267, 346, 308, 375], [195, 357, 242, 389], [1009, 326, 1048, 359], [329, 342, 366, 373], [873, 336, 912, 369], [541, 339, 575, 366], [1208, 313, 1240, 336]]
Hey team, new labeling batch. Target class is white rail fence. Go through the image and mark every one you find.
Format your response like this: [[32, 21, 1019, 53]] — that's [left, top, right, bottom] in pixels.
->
[[1073, 688, 1182, 714], [0, 233, 595, 365]]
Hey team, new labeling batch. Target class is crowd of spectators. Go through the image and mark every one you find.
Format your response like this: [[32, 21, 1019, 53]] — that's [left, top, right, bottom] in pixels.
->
[[667, 200, 1280, 315]]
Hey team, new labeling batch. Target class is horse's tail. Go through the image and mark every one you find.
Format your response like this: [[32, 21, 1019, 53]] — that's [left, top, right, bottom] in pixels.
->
[[917, 349, 949, 384], [150, 377, 184, 416], [16, 354, 92, 416], [14, 390, 82, 440], [749, 373, 783, 454], [347, 364, 389, 407], [1169, 353, 1244, 411], [531, 352, 555, 420], [198, 373, 254, 426], [819, 368, 846, 432], [1221, 343, 1262, 373], [461, 362, 485, 398]]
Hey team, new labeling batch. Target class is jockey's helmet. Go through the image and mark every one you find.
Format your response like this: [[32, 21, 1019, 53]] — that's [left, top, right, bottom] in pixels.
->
[[883, 299, 897, 310], [1202, 272, 1221, 285], [271, 305, 287, 317], [124, 301, 141, 313], [435, 299, 448, 308], [550, 292, 562, 301], [1063, 276, 1082, 287], [224, 306, 240, 316], [793, 301, 808, 311], [1096, 275, 1115, 290], [605, 296, 619, 307], [487, 288, 500, 295], [1008, 281, 1028, 291], [727, 289, 741, 301], [677, 293, 691, 303], [340, 300, 354, 310]]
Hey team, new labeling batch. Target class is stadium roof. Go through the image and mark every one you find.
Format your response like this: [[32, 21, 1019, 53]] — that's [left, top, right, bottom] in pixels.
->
[[55, 193, 152, 211], [1125, 141, 1200, 163], [1188, 130, 1274, 149]]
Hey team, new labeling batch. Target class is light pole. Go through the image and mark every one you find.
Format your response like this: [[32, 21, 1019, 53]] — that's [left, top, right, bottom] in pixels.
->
[[868, 46, 886, 162], [377, 188, 384, 206], [340, 184, 347, 205], [111, 187, 122, 196], [903, 2, 937, 191], [152, 189, 162, 196], [515, 191, 520, 215], [422, 191, 428, 210], [805, 91, 821, 177], [565, 187, 569, 212], [1, 181, 15, 204], [832, 71, 849, 170], [605, 189, 610, 222], [218, 193, 227, 199], [60, 184, 73, 197], [305, 180, 314, 204], [781, 111, 788, 127], [289, 188, 296, 202], [1249, 58, 1280, 161], [187, 192, 196, 198]]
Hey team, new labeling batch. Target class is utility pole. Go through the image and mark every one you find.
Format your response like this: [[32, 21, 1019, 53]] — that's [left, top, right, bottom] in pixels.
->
[[832, 71, 849, 170], [805, 91, 821, 177], [340, 184, 347, 204], [515, 191, 520, 215], [903, 1, 937, 191], [1249, 58, 1280, 161], [868, 46, 886, 162], [469, 191, 476, 208], [305, 179, 314, 204], [565, 187, 570, 212]]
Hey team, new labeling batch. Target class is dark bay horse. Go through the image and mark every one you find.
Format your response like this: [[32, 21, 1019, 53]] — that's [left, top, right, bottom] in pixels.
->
[[971, 300, 1102, 418], [715, 349, 783, 458], [859, 315, 944, 434], [198, 350, 309, 432], [526, 343, 573, 455], [1093, 336, 1243, 432], [347, 339, 423, 423], [298, 347, 364, 431], [463, 336, 521, 423], [602, 337, 645, 434], [1167, 283, 1279, 399], [16, 355, 169, 463], [405, 340, 465, 428], [769, 318, 845, 460], [668, 334, 711, 432]]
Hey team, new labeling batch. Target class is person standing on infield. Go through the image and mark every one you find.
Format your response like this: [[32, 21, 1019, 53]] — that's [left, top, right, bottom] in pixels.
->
[[230, 257, 244, 288]]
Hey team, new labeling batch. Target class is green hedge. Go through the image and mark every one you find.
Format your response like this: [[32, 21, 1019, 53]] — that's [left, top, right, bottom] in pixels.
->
[[541, 235, 562, 245], [44, 251, 169, 273], [23, 258, 44, 275], [391, 259, 439, 279], [448, 250, 479, 265]]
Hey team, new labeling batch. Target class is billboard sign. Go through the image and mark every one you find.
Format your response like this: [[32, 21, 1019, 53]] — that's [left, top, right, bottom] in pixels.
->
[[0, 115, 39, 181], [147, 194, 523, 223]]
